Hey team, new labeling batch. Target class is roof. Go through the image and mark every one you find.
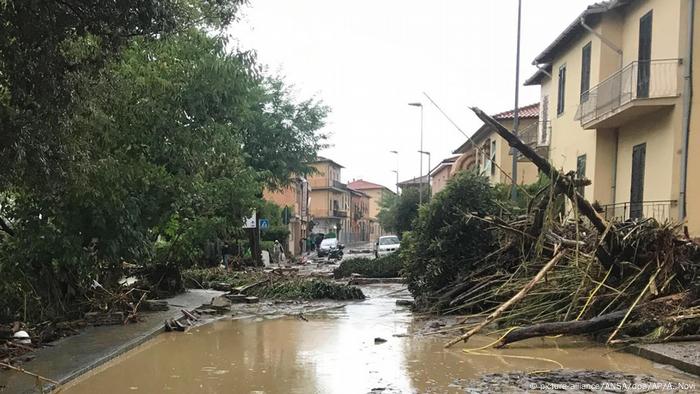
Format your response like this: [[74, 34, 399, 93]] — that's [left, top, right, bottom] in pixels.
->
[[527, 0, 634, 85], [492, 102, 540, 120], [453, 103, 539, 154], [524, 64, 552, 86], [397, 175, 429, 187], [429, 155, 459, 176], [347, 179, 389, 191], [348, 188, 370, 198], [311, 156, 344, 169]]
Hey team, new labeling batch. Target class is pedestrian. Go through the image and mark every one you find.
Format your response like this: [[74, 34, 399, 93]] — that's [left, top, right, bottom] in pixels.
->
[[272, 240, 284, 265]]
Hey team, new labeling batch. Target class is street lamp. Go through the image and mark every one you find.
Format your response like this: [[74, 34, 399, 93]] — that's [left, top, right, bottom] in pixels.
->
[[511, 0, 523, 201], [418, 150, 431, 199], [389, 150, 399, 194], [408, 102, 424, 204]]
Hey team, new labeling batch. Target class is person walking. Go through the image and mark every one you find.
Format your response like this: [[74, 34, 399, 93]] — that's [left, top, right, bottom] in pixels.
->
[[272, 240, 284, 265]]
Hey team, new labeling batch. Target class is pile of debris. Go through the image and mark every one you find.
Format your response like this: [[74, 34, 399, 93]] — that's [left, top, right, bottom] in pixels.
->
[[432, 108, 700, 348]]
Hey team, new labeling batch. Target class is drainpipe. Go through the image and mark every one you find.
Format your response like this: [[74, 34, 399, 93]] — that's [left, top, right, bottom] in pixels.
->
[[580, 16, 623, 67], [611, 129, 619, 204], [680, 0, 695, 221]]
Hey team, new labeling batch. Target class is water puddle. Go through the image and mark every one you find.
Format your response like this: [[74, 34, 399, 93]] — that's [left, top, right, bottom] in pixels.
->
[[60, 285, 695, 393]]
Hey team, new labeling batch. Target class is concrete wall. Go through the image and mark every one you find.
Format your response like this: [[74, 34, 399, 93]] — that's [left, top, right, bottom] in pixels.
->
[[431, 165, 452, 195]]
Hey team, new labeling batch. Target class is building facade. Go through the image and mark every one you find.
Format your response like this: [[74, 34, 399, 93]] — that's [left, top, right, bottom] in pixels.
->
[[526, 0, 692, 226], [429, 156, 459, 195], [349, 188, 371, 243], [347, 179, 396, 241], [307, 157, 352, 244], [451, 103, 544, 186], [263, 177, 310, 256]]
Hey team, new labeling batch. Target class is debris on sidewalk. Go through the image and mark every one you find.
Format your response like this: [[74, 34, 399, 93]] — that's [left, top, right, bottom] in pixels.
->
[[429, 108, 700, 349]]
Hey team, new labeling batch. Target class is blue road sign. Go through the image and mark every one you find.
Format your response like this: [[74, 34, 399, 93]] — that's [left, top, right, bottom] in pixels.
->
[[259, 219, 270, 230]]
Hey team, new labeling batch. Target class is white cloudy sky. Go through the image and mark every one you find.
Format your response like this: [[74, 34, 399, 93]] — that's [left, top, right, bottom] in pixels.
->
[[228, 0, 595, 190]]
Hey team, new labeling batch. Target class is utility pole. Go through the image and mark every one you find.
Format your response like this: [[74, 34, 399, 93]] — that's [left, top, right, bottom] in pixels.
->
[[408, 102, 424, 204], [419, 150, 431, 197], [511, 0, 522, 201]]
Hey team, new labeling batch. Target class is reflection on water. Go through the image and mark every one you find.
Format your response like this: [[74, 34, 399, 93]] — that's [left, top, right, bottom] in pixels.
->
[[61, 285, 689, 393]]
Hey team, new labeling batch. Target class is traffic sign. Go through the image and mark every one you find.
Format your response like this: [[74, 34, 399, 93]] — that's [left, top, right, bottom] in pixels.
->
[[259, 219, 270, 230]]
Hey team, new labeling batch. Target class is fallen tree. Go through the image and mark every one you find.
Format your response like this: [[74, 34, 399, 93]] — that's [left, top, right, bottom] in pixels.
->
[[404, 108, 700, 348]]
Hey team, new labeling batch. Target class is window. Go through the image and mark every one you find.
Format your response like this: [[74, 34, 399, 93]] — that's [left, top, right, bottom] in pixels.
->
[[557, 64, 567, 115], [490, 139, 497, 176], [576, 154, 587, 196], [638, 11, 653, 98], [580, 42, 592, 102]]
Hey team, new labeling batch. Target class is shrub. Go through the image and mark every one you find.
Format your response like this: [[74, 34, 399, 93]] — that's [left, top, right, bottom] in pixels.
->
[[248, 278, 365, 300], [333, 254, 403, 279], [401, 171, 500, 306]]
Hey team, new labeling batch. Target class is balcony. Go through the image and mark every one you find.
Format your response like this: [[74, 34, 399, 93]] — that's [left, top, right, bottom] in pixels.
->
[[332, 180, 348, 190], [576, 59, 681, 129], [333, 209, 348, 218], [511, 120, 550, 161], [600, 200, 677, 222]]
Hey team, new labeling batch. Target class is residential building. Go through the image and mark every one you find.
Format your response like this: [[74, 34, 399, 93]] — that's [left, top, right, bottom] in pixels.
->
[[429, 155, 459, 195], [451, 103, 544, 186], [307, 157, 352, 244], [397, 175, 430, 192], [349, 188, 371, 243], [263, 177, 310, 256], [525, 0, 691, 226], [687, 1, 700, 237], [347, 179, 396, 241]]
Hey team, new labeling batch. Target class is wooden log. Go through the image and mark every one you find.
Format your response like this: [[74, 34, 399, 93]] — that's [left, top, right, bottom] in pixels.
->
[[444, 248, 566, 348], [469, 107, 623, 276], [470, 107, 609, 234], [495, 310, 627, 348], [494, 291, 691, 348]]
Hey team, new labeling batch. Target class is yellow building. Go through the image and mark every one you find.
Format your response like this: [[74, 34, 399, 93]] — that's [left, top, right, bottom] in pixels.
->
[[430, 156, 459, 195], [687, 0, 700, 237], [451, 103, 543, 186], [526, 0, 694, 228], [307, 157, 352, 244], [347, 179, 396, 241]]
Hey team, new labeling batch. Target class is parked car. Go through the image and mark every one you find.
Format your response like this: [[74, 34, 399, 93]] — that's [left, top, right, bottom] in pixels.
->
[[375, 235, 400, 257], [318, 238, 340, 257]]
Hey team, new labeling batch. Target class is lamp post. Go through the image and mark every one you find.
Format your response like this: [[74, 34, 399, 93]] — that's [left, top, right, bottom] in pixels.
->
[[408, 102, 424, 204], [418, 150, 431, 198], [389, 150, 399, 194], [511, 0, 523, 201]]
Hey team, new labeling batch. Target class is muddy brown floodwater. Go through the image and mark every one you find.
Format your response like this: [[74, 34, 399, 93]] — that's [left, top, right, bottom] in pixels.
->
[[60, 285, 696, 393]]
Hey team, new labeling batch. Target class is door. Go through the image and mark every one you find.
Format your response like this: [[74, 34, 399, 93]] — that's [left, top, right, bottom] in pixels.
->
[[637, 11, 653, 98], [630, 143, 646, 219]]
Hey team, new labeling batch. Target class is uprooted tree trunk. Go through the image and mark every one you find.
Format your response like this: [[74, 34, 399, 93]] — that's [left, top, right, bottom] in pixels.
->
[[493, 291, 692, 348], [469, 107, 624, 277]]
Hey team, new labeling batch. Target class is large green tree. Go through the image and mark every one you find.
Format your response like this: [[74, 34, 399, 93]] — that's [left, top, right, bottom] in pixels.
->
[[0, 5, 329, 321]]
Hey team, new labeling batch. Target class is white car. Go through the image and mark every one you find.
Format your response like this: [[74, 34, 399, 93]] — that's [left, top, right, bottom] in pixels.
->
[[375, 235, 400, 257]]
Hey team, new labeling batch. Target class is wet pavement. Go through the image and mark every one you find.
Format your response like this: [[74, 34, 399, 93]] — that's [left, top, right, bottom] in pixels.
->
[[0, 289, 224, 394], [59, 285, 698, 394]]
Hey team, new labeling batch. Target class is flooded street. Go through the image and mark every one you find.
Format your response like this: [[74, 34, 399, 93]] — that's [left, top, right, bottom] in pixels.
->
[[60, 285, 695, 393]]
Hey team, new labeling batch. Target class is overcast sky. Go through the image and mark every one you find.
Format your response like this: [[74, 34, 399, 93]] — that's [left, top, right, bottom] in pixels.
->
[[228, 0, 596, 190]]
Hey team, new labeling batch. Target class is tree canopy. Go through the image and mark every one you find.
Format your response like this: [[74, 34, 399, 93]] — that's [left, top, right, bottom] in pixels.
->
[[0, 1, 329, 322]]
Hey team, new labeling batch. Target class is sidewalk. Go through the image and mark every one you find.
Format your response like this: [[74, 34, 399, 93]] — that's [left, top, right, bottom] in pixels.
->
[[629, 342, 700, 377], [0, 289, 223, 394]]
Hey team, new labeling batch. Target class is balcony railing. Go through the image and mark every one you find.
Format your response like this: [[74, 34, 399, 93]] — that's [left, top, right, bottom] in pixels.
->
[[600, 200, 677, 222], [512, 120, 550, 159], [577, 59, 681, 126], [332, 180, 347, 190], [333, 209, 348, 218]]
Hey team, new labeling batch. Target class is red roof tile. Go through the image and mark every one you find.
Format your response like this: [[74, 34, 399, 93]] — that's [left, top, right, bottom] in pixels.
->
[[492, 103, 540, 120], [347, 179, 389, 190]]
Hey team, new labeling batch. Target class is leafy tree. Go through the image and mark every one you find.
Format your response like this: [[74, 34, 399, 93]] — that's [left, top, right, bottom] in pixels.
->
[[377, 187, 425, 237], [401, 171, 499, 308], [0, 24, 329, 322]]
